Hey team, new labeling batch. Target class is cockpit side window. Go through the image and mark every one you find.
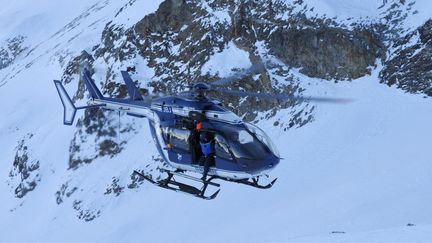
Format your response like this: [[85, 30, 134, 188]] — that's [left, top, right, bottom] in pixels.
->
[[215, 134, 233, 161]]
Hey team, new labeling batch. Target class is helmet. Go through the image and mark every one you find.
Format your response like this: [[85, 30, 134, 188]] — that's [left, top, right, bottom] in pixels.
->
[[200, 131, 211, 143]]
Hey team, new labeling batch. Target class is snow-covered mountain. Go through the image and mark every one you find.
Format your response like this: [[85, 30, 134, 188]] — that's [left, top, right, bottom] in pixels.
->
[[0, 0, 431, 242]]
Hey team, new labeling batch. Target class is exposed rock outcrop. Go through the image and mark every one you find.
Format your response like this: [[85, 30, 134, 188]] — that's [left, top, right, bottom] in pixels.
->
[[0, 36, 27, 70], [380, 19, 432, 96], [8, 134, 40, 198]]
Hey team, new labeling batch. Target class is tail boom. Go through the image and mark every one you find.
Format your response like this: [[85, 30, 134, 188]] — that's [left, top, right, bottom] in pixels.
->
[[90, 98, 153, 119], [54, 69, 153, 126]]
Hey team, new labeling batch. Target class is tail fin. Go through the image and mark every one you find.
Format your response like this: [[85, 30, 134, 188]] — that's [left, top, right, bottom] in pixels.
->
[[53, 80, 77, 126], [82, 68, 104, 100], [121, 71, 143, 101]]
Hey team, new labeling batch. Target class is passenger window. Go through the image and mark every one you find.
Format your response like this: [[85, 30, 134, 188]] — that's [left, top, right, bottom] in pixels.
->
[[169, 128, 190, 152]]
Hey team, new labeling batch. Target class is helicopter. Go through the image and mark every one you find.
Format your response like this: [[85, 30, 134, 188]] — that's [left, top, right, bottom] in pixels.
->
[[53, 63, 348, 199]]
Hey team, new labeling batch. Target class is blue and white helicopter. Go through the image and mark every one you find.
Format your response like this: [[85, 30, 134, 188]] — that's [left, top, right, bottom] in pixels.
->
[[54, 64, 347, 199]]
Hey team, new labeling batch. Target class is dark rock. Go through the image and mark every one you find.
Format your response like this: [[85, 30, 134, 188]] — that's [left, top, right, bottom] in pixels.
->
[[104, 177, 125, 196], [68, 107, 124, 169], [268, 26, 384, 80], [135, 0, 191, 35], [55, 182, 78, 204], [380, 19, 432, 96], [99, 139, 122, 157], [73, 200, 101, 222], [9, 133, 40, 198], [0, 36, 27, 70], [127, 171, 145, 189]]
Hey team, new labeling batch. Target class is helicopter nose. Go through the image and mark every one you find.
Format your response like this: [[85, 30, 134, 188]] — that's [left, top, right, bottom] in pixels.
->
[[239, 156, 279, 174], [263, 156, 279, 170], [245, 162, 274, 169]]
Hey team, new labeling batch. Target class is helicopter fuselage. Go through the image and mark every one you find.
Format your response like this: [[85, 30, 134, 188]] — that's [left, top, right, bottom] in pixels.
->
[[55, 65, 280, 181], [54, 67, 346, 198], [91, 94, 280, 180], [150, 95, 280, 180]]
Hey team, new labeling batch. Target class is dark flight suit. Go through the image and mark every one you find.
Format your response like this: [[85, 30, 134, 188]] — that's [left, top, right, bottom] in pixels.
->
[[199, 141, 215, 181], [188, 129, 202, 164]]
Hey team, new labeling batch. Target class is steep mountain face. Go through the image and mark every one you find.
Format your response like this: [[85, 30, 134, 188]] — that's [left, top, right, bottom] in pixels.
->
[[1, 0, 432, 242], [64, 0, 391, 170], [62, 0, 432, 178], [380, 19, 432, 96]]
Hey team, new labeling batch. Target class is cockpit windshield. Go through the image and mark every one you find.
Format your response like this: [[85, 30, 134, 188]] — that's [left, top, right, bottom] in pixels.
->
[[245, 122, 280, 158], [213, 123, 269, 160]]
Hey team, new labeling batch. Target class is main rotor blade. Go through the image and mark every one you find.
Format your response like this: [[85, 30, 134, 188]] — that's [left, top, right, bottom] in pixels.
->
[[209, 88, 353, 104], [209, 62, 266, 86]]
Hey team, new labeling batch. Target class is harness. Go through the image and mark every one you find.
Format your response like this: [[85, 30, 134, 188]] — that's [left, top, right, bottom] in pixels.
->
[[200, 141, 214, 157]]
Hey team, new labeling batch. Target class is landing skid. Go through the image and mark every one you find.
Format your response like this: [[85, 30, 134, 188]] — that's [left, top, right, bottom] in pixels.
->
[[133, 169, 221, 200], [211, 176, 277, 189], [134, 168, 278, 200]]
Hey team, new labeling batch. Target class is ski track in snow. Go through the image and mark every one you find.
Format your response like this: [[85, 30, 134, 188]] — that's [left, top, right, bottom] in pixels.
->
[[0, 0, 432, 242]]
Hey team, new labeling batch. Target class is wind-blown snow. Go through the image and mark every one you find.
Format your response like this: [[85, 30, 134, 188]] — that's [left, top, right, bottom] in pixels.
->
[[1, 0, 432, 243], [201, 41, 252, 77], [302, 0, 383, 20], [298, 0, 432, 31], [403, 0, 432, 28]]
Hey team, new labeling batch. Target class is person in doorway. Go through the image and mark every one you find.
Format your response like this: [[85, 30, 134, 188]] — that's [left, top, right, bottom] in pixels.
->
[[188, 121, 202, 164], [198, 130, 215, 181]]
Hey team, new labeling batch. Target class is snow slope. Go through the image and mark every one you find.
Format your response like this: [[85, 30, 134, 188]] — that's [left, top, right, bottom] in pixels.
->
[[1, 0, 432, 242]]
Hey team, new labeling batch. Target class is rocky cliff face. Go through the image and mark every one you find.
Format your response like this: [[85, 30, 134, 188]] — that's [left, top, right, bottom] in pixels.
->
[[268, 26, 385, 80], [62, 0, 389, 168], [380, 19, 432, 96], [0, 36, 27, 71], [7, 133, 40, 199]]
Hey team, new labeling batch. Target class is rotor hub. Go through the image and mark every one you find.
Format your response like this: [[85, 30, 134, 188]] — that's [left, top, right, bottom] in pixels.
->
[[192, 82, 211, 99]]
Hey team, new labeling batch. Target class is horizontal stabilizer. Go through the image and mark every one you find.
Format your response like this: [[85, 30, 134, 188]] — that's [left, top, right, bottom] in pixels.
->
[[82, 69, 103, 100], [53, 80, 77, 126], [121, 71, 143, 101]]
